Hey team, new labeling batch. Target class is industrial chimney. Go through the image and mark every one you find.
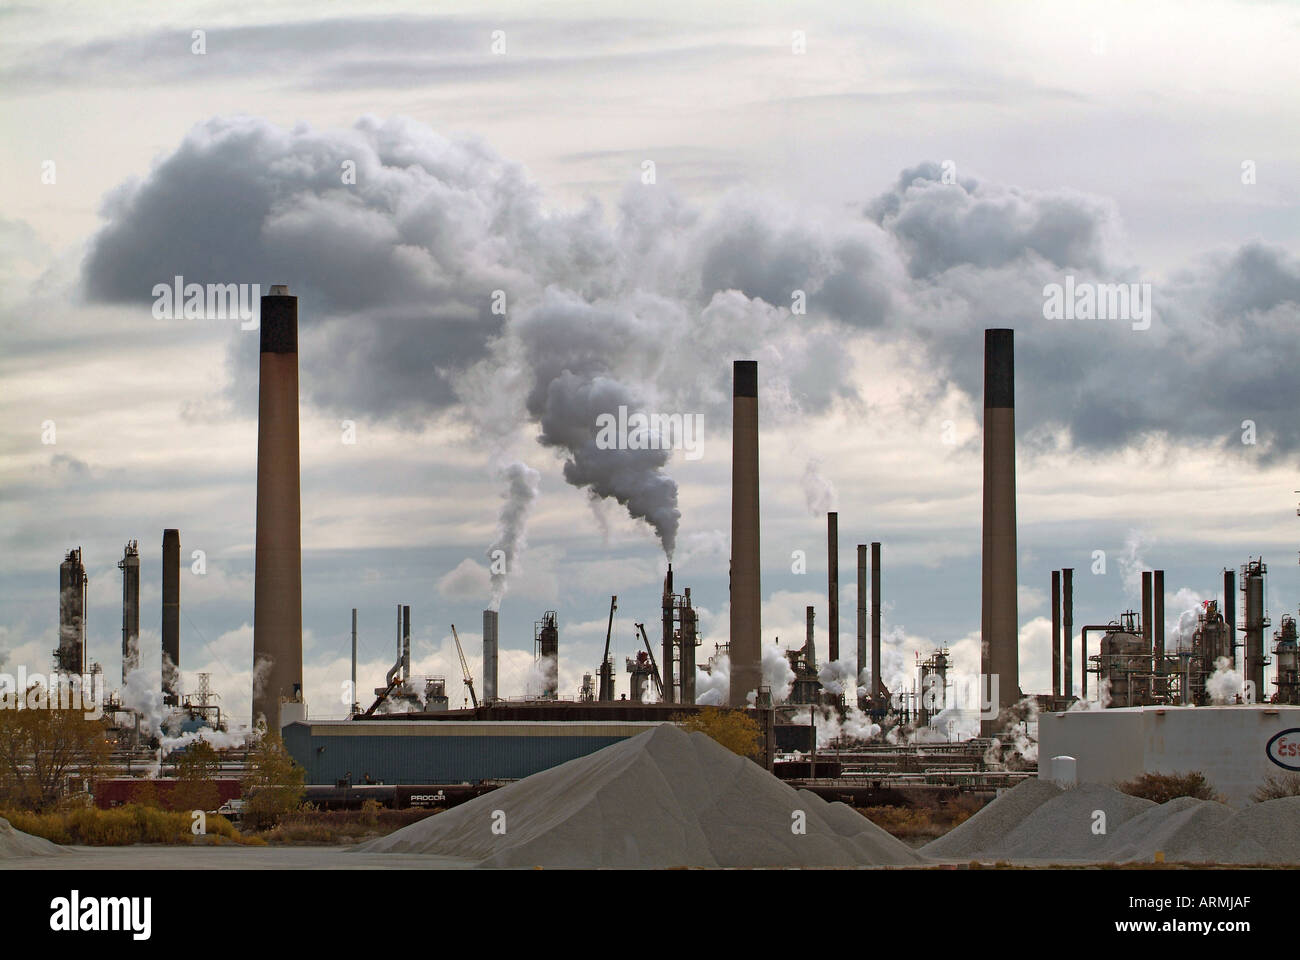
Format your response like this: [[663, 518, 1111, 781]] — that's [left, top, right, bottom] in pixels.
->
[[1050, 570, 1060, 698], [871, 541, 882, 703], [827, 511, 839, 663], [252, 285, 303, 730], [980, 329, 1019, 735], [1153, 569, 1165, 694], [119, 541, 140, 683], [729, 359, 761, 707], [482, 609, 499, 702], [1062, 567, 1074, 697], [162, 529, 180, 705], [856, 544, 867, 688]]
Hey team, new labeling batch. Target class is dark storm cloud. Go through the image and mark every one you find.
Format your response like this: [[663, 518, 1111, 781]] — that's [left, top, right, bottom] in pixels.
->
[[80, 115, 1300, 470]]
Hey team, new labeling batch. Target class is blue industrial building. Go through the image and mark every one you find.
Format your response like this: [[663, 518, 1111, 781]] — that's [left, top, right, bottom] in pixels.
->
[[283, 719, 663, 784]]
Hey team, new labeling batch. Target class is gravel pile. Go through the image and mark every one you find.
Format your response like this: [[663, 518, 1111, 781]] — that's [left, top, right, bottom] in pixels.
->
[[924, 784, 1300, 864], [359, 724, 921, 868], [0, 817, 63, 859], [922, 779, 1062, 860]]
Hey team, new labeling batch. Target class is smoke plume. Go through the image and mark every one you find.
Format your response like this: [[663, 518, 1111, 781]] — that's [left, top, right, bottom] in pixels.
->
[[487, 461, 541, 609]]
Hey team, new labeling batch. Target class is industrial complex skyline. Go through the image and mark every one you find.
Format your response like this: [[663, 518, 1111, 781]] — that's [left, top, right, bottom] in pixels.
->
[[2, 0, 1298, 727]]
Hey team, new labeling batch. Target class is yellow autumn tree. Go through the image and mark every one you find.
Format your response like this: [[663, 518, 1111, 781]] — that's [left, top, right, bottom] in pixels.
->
[[673, 707, 763, 760]]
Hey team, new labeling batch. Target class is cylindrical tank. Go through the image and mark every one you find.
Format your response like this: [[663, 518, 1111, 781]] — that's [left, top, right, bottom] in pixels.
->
[[1100, 616, 1153, 707]]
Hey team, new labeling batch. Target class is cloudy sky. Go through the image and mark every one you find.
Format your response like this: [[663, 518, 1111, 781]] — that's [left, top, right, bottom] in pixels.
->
[[1, 0, 1297, 726]]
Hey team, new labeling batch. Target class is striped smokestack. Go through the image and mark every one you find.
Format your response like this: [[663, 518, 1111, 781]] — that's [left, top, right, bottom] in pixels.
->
[[729, 360, 761, 706], [252, 285, 303, 730], [827, 511, 839, 663], [483, 609, 498, 702], [162, 529, 180, 705], [980, 329, 1019, 735]]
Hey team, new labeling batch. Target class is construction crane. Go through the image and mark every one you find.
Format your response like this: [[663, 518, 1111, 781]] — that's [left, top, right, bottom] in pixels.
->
[[598, 596, 618, 701], [450, 624, 479, 709], [635, 622, 665, 699]]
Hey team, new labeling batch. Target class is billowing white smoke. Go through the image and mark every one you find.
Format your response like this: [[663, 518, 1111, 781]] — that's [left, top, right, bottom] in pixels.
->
[[694, 653, 729, 707], [789, 704, 881, 747], [160, 727, 250, 754], [525, 655, 558, 699], [693, 643, 797, 707], [801, 458, 837, 516], [1206, 656, 1244, 704], [121, 665, 172, 739], [817, 656, 857, 697], [487, 461, 541, 609]]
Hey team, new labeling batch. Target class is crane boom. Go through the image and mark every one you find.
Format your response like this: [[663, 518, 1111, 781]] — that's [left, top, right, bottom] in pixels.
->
[[635, 622, 664, 697], [450, 624, 479, 709]]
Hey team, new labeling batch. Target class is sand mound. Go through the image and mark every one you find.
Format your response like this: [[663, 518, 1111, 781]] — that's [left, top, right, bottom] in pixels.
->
[[358, 725, 921, 868], [924, 784, 1300, 864], [922, 779, 1062, 860], [0, 817, 63, 859]]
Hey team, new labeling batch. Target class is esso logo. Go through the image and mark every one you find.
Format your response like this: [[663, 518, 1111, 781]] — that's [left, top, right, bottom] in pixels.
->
[[1266, 729, 1300, 771]]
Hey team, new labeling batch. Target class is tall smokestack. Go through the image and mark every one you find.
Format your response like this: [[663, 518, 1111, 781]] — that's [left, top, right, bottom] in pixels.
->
[[1051, 570, 1061, 698], [871, 541, 881, 702], [162, 529, 180, 705], [350, 609, 358, 716], [827, 512, 839, 663], [804, 605, 816, 670], [856, 545, 867, 686], [1141, 571, 1153, 646], [483, 609, 498, 702], [402, 605, 411, 680], [252, 285, 303, 730], [1153, 570, 1165, 690], [729, 360, 761, 706], [980, 329, 1019, 735], [119, 541, 140, 683], [1063, 568, 1074, 697], [1224, 568, 1236, 671]]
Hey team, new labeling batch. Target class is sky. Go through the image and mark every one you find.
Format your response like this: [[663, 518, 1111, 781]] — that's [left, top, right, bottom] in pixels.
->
[[1, 0, 1297, 728]]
